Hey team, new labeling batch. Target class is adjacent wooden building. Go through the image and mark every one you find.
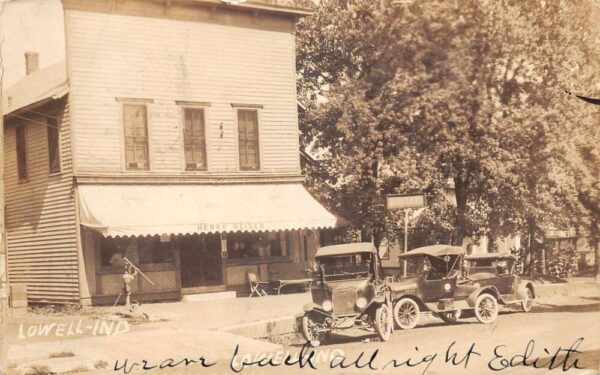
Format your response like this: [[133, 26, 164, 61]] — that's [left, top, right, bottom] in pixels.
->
[[2, 0, 341, 305]]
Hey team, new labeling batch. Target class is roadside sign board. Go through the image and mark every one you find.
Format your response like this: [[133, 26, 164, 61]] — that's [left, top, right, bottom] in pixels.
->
[[386, 194, 425, 210]]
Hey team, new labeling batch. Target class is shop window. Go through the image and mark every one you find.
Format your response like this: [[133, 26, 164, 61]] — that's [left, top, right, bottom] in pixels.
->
[[100, 237, 129, 267], [302, 232, 309, 262], [138, 236, 174, 264], [319, 228, 345, 247], [227, 232, 288, 259]]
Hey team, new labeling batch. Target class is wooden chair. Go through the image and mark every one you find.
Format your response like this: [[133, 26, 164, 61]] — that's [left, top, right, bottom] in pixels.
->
[[248, 272, 269, 297]]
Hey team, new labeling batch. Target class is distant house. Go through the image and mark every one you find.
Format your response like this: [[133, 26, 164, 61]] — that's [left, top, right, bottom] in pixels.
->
[[2, 0, 342, 305], [545, 228, 595, 271]]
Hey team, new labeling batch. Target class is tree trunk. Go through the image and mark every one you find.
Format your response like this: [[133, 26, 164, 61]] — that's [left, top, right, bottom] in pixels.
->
[[487, 232, 497, 253], [594, 241, 600, 281], [453, 176, 469, 247]]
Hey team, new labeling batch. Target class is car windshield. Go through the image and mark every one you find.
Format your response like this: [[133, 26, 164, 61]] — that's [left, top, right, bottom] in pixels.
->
[[400, 257, 426, 278], [317, 253, 372, 281], [400, 255, 461, 280], [467, 258, 514, 276]]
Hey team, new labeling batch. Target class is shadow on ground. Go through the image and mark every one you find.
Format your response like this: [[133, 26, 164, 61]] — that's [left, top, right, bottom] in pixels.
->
[[532, 302, 600, 314]]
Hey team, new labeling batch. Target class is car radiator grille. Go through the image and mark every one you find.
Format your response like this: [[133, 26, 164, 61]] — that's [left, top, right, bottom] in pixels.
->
[[333, 288, 357, 315]]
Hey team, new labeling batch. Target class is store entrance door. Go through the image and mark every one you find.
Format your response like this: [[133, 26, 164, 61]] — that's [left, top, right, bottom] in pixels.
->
[[178, 234, 223, 288]]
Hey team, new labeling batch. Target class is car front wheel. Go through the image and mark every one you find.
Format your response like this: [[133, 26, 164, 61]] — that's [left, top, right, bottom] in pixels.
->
[[393, 298, 420, 329], [374, 304, 393, 341], [301, 314, 323, 347], [521, 287, 533, 312], [474, 293, 498, 324]]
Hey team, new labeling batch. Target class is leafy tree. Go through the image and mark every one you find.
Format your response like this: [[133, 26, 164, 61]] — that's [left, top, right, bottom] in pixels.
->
[[296, 0, 600, 265]]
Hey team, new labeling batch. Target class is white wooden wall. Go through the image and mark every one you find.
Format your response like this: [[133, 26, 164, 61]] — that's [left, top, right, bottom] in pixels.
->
[[64, 2, 301, 176], [4, 101, 80, 303]]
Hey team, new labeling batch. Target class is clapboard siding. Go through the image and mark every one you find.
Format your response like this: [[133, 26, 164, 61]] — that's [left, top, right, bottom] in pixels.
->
[[65, 5, 301, 175], [4, 100, 80, 303]]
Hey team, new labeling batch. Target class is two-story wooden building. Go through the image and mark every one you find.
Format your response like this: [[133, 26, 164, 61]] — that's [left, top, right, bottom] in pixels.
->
[[2, 0, 341, 305]]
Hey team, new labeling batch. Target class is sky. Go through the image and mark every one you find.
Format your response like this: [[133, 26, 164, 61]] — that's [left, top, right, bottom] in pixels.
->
[[0, 0, 65, 90]]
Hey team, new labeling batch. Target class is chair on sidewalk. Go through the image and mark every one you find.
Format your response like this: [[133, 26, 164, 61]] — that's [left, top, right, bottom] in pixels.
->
[[248, 272, 269, 297]]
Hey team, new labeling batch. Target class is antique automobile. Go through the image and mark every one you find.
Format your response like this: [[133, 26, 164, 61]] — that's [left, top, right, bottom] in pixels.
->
[[465, 253, 535, 312], [301, 243, 393, 347], [390, 245, 501, 329]]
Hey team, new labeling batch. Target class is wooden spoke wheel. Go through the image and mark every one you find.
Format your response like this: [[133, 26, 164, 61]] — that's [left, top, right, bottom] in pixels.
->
[[521, 287, 533, 312], [474, 293, 498, 324], [393, 298, 420, 330], [301, 314, 323, 347], [374, 303, 393, 341]]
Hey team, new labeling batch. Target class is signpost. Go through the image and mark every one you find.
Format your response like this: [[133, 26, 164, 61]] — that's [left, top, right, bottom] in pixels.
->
[[386, 194, 425, 276]]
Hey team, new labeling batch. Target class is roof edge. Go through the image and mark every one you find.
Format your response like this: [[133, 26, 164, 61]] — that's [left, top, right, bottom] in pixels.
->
[[61, 0, 313, 18], [4, 84, 69, 119]]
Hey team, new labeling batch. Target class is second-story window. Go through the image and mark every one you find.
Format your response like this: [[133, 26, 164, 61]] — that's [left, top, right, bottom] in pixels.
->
[[123, 104, 150, 170], [47, 117, 61, 174], [237, 109, 260, 171], [183, 108, 207, 170], [15, 125, 28, 181]]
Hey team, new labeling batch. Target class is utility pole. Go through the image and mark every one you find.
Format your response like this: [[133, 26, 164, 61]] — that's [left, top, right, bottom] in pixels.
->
[[403, 209, 409, 276]]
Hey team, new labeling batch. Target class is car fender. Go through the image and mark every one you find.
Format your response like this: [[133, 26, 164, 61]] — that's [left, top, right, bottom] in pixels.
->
[[303, 302, 318, 312], [516, 281, 535, 300], [362, 295, 386, 313], [392, 293, 426, 311], [466, 286, 503, 307], [373, 295, 386, 304]]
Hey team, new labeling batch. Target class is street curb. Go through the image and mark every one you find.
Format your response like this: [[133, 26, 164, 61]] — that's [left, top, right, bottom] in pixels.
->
[[220, 314, 300, 339], [222, 281, 599, 340], [534, 281, 598, 299]]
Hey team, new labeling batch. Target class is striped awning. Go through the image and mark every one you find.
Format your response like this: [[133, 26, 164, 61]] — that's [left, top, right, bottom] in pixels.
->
[[78, 183, 341, 237]]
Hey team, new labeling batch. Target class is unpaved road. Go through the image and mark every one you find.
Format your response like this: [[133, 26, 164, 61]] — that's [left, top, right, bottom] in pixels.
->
[[110, 296, 599, 375]]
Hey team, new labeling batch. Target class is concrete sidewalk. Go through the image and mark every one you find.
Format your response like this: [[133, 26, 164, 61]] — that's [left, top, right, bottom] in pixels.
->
[[141, 292, 311, 331], [6, 293, 311, 374]]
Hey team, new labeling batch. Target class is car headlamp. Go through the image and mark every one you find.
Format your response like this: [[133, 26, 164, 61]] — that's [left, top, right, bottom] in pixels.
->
[[322, 300, 333, 312], [356, 297, 367, 309]]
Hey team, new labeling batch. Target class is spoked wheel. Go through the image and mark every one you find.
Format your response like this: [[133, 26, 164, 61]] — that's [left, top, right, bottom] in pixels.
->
[[393, 298, 420, 330], [474, 293, 498, 324], [521, 287, 533, 312], [301, 314, 324, 347], [439, 309, 462, 324], [373, 304, 393, 341]]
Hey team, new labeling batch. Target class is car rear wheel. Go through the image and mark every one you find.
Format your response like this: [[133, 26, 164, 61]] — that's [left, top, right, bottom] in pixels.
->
[[474, 293, 498, 324], [393, 298, 420, 329], [374, 304, 392, 341], [301, 314, 322, 347], [439, 309, 462, 323], [521, 287, 533, 312]]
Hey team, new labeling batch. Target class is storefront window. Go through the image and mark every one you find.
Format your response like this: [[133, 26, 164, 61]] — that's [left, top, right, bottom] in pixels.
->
[[100, 237, 129, 267], [319, 228, 345, 247], [138, 236, 174, 264], [227, 232, 289, 259]]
